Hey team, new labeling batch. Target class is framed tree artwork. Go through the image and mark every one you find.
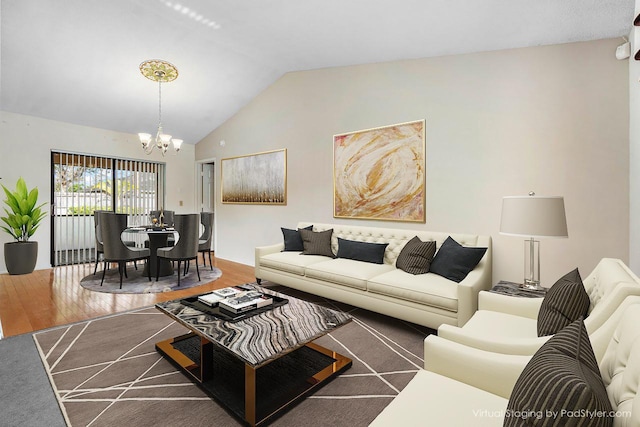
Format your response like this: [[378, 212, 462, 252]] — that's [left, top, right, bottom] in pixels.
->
[[221, 149, 287, 204], [333, 120, 425, 222]]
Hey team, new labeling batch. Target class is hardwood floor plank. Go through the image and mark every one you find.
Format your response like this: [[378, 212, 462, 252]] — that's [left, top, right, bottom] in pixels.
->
[[0, 256, 256, 338]]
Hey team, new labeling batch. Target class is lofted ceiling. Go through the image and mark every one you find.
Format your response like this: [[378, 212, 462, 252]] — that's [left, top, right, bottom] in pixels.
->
[[0, 0, 635, 145]]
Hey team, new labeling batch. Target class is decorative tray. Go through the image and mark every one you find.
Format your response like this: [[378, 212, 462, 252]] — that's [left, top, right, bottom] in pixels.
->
[[180, 293, 289, 323]]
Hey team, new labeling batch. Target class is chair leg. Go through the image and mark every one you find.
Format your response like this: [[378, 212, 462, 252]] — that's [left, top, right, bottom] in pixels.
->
[[100, 261, 107, 286], [134, 260, 138, 270], [195, 258, 200, 281], [124, 264, 128, 278], [93, 253, 100, 275], [177, 260, 181, 286], [208, 250, 213, 271], [118, 262, 124, 289]]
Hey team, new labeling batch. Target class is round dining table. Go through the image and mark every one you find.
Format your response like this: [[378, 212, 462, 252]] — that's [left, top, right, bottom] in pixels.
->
[[124, 227, 177, 277]]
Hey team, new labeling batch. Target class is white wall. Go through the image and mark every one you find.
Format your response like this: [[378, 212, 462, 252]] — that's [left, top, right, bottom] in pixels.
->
[[630, 4, 640, 273], [0, 111, 196, 273], [196, 39, 630, 286]]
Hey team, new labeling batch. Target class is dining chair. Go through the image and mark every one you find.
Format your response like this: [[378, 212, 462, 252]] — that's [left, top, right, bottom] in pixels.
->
[[156, 213, 200, 286], [198, 212, 214, 270], [99, 212, 151, 289], [94, 210, 138, 275]]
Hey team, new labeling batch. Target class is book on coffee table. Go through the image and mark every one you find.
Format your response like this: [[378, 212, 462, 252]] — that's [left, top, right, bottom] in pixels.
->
[[198, 287, 243, 306], [219, 291, 273, 313]]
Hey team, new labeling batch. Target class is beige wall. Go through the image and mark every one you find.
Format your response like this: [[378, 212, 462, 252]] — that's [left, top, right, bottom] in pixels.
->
[[0, 111, 197, 273], [630, 16, 640, 272], [197, 38, 629, 286]]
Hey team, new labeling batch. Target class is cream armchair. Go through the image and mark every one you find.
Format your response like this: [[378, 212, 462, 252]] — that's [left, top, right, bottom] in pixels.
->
[[436, 258, 640, 355], [370, 298, 640, 426]]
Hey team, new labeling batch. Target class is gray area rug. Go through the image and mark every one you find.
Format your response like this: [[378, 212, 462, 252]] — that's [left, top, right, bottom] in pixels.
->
[[80, 265, 222, 294], [30, 284, 432, 426], [0, 333, 66, 427]]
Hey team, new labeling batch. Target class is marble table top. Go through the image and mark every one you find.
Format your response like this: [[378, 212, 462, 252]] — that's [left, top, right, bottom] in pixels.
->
[[156, 284, 352, 367]]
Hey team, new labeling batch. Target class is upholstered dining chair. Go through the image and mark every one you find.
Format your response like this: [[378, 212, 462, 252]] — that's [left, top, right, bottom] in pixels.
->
[[99, 212, 151, 289], [198, 212, 214, 270], [156, 213, 200, 286], [94, 210, 138, 275]]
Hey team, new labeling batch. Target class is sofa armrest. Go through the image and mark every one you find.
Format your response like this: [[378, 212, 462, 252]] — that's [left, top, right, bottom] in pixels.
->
[[456, 236, 492, 326], [478, 291, 543, 319], [437, 323, 551, 355], [424, 334, 530, 399], [254, 243, 284, 278]]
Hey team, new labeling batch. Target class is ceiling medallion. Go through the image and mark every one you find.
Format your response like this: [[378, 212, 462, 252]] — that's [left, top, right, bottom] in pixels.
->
[[139, 59, 179, 82]]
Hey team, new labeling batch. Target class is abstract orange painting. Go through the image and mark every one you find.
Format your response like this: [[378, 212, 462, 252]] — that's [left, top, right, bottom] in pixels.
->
[[333, 120, 425, 222]]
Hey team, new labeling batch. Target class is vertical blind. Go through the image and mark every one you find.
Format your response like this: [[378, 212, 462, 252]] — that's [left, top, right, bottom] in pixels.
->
[[51, 152, 165, 266]]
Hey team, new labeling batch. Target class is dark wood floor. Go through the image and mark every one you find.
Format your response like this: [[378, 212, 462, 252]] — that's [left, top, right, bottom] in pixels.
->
[[0, 256, 256, 338]]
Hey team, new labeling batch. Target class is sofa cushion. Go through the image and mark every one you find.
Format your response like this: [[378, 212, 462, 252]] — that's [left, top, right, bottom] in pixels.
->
[[299, 228, 335, 258], [537, 268, 589, 337], [305, 259, 395, 290], [430, 236, 487, 283], [396, 236, 436, 275], [506, 318, 613, 426], [281, 225, 313, 251], [259, 251, 330, 275], [367, 270, 458, 312], [337, 237, 388, 264]]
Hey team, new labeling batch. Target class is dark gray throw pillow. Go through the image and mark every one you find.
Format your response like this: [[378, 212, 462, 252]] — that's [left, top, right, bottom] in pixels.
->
[[299, 228, 335, 258], [429, 236, 487, 283], [537, 268, 589, 337], [505, 318, 613, 427], [281, 225, 313, 251], [396, 236, 436, 275], [337, 238, 388, 264]]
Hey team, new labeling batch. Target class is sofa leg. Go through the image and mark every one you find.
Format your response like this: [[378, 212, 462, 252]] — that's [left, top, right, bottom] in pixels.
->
[[256, 278, 262, 285]]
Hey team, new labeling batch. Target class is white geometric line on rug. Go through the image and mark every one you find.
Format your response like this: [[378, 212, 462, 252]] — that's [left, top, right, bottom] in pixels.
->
[[325, 332, 401, 394], [87, 355, 165, 427], [309, 395, 397, 399], [60, 317, 178, 399], [60, 397, 213, 403], [59, 363, 196, 401], [340, 369, 419, 378], [44, 322, 73, 359], [52, 351, 162, 377], [351, 317, 423, 369], [50, 321, 91, 371]]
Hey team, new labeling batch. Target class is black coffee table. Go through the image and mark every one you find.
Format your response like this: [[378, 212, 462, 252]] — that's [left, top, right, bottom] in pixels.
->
[[155, 284, 352, 426]]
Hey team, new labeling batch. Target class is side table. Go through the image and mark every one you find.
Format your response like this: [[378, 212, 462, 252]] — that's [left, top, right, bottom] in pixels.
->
[[489, 280, 547, 298]]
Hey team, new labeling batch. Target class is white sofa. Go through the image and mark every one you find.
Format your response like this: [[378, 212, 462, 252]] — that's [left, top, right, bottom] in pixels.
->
[[255, 222, 492, 329], [437, 258, 640, 355], [371, 297, 640, 426]]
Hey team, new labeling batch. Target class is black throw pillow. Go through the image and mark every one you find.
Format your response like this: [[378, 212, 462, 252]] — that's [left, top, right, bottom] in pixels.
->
[[299, 229, 335, 258], [337, 238, 388, 264], [505, 318, 613, 427], [281, 225, 313, 251], [537, 268, 590, 337], [396, 236, 436, 275], [429, 236, 487, 283]]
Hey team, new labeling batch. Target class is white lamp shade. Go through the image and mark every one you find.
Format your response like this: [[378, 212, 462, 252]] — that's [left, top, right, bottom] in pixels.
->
[[172, 139, 183, 150], [138, 133, 152, 144], [500, 196, 568, 238]]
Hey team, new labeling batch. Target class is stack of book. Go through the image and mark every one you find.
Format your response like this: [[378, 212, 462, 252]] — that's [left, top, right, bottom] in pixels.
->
[[197, 287, 273, 314]]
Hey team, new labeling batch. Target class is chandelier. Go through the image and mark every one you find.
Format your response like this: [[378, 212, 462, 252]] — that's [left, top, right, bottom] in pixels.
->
[[138, 59, 182, 156]]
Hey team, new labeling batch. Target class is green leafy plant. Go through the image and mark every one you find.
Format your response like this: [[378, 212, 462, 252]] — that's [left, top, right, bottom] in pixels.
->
[[1, 178, 47, 242]]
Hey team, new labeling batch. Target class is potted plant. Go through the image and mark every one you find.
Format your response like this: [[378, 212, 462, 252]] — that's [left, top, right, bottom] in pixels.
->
[[1, 178, 47, 275]]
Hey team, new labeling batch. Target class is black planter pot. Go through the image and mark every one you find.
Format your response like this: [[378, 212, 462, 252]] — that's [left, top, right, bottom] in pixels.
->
[[4, 241, 38, 275]]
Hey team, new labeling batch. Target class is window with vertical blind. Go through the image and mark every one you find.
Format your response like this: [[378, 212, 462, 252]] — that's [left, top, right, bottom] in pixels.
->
[[51, 152, 165, 266]]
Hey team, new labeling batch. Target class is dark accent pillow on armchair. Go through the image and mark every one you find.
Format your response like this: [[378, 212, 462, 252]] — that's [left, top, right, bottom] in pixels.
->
[[396, 236, 436, 275], [281, 225, 313, 251], [299, 228, 335, 258], [429, 236, 487, 283], [505, 318, 613, 427], [337, 238, 388, 264], [537, 268, 590, 337]]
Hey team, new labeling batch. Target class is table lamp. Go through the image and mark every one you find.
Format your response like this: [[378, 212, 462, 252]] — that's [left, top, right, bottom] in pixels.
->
[[500, 192, 568, 290]]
